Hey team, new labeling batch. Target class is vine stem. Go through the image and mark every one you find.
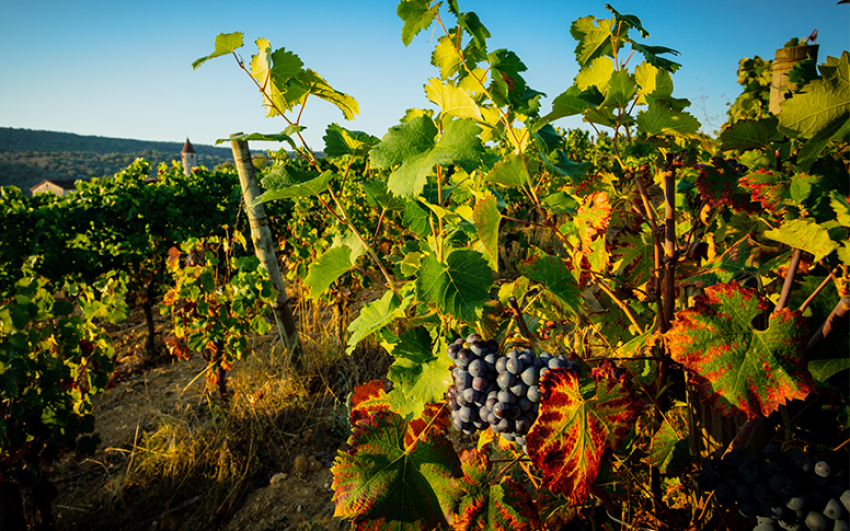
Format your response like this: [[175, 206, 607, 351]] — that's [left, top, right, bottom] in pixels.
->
[[799, 266, 839, 313], [326, 188, 403, 304], [774, 248, 803, 313], [634, 169, 666, 332]]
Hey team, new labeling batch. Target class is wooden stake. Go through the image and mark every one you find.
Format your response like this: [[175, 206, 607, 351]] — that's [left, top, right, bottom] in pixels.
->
[[230, 133, 302, 368]]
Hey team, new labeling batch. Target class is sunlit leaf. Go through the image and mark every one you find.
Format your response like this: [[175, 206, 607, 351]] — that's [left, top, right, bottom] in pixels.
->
[[386, 328, 452, 418], [415, 249, 493, 323], [454, 449, 541, 531], [473, 195, 501, 270], [347, 288, 414, 354], [666, 282, 814, 419], [331, 408, 461, 528], [192, 32, 244, 69], [526, 362, 643, 504]]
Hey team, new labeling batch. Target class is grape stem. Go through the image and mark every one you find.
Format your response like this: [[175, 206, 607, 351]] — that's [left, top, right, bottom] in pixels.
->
[[508, 296, 536, 353]]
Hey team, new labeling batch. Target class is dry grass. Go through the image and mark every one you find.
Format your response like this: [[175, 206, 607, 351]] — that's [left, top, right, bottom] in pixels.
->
[[64, 293, 392, 531]]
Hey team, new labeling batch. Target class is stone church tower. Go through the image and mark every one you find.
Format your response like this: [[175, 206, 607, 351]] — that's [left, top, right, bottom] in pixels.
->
[[181, 138, 197, 177]]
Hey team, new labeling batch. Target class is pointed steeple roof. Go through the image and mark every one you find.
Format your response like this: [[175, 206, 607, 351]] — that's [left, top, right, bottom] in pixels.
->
[[182, 138, 196, 153]]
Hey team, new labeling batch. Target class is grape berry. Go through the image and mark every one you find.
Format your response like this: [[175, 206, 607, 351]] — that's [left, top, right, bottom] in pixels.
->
[[694, 445, 849, 530], [446, 333, 577, 451]]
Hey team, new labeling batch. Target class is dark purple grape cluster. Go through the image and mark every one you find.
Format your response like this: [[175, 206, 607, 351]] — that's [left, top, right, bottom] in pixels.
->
[[694, 445, 849, 530], [446, 333, 577, 451]]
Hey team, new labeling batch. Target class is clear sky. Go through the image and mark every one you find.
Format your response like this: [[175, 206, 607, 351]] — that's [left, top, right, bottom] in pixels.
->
[[1, 1, 848, 153]]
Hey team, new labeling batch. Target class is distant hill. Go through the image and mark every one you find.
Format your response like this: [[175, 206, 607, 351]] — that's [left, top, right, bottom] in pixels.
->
[[0, 128, 242, 193]]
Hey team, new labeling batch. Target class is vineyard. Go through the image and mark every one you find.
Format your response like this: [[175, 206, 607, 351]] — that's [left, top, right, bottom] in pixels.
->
[[1, 1, 849, 530]]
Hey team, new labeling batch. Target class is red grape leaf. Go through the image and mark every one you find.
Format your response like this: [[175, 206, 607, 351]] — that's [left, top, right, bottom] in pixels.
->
[[454, 450, 540, 531], [350, 380, 393, 426], [525, 363, 643, 505], [666, 282, 814, 419], [332, 407, 462, 529], [738, 169, 790, 210]]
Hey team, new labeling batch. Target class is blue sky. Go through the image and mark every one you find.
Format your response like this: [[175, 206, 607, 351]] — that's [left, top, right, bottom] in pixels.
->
[[1, 1, 848, 153]]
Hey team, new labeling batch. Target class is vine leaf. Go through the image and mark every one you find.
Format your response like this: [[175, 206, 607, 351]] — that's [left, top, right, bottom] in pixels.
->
[[473, 195, 501, 270], [415, 249, 493, 323], [299, 68, 360, 121], [323, 124, 380, 160], [424, 79, 482, 120], [636, 103, 700, 137], [526, 362, 644, 504], [778, 52, 850, 170], [303, 245, 354, 300], [666, 282, 814, 419], [331, 407, 461, 529], [570, 16, 614, 67], [386, 328, 453, 419], [719, 117, 783, 152], [397, 0, 437, 47], [350, 380, 394, 426], [764, 218, 838, 263], [192, 32, 244, 69], [371, 117, 484, 198], [518, 254, 582, 313], [255, 170, 334, 203], [454, 449, 541, 531], [346, 287, 414, 354], [642, 407, 689, 475], [484, 153, 529, 188]]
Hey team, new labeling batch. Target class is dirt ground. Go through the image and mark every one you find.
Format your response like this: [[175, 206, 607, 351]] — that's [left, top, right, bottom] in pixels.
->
[[43, 307, 358, 531]]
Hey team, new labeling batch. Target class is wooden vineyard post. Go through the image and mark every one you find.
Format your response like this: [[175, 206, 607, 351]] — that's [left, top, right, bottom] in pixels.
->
[[769, 44, 818, 114], [230, 133, 302, 368]]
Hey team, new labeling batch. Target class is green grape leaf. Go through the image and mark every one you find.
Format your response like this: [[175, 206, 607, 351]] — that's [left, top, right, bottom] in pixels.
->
[[519, 254, 582, 313], [331, 408, 461, 528], [298, 69, 359, 120], [636, 103, 700, 137], [424, 78, 482, 120], [764, 218, 838, 263], [719, 117, 783, 152], [415, 249, 493, 323], [634, 62, 673, 105], [667, 282, 814, 419], [473, 195, 501, 271], [432, 33, 463, 80], [250, 40, 305, 114], [526, 362, 643, 504], [255, 170, 334, 203], [777, 52, 850, 169], [602, 70, 637, 109], [372, 117, 483, 198], [386, 328, 452, 418], [304, 245, 354, 301], [347, 288, 414, 354], [454, 449, 541, 531], [536, 86, 595, 129], [575, 57, 614, 93], [458, 12, 491, 52], [323, 124, 380, 159], [628, 42, 682, 73], [216, 131, 297, 150], [397, 0, 436, 47], [643, 407, 689, 475], [483, 153, 529, 187], [487, 49, 528, 108], [192, 32, 244, 69], [831, 192, 850, 226], [604, 4, 648, 37], [570, 16, 614, 67], [808, 357, 850, 382]]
